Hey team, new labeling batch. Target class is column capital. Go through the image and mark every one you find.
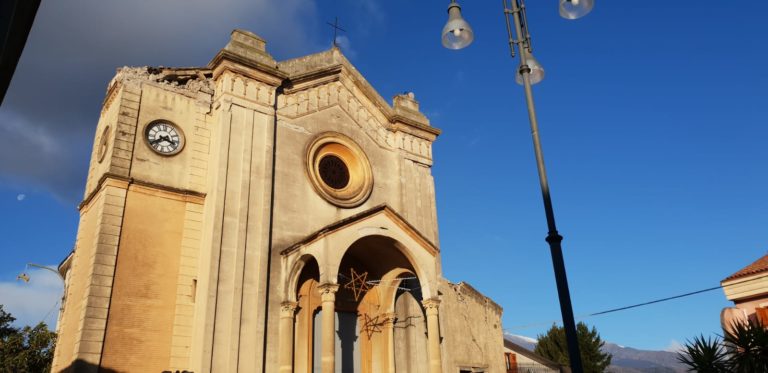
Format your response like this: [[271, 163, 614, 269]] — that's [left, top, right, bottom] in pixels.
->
[[422, 298, 441, 311], [280, 301, 298, 314], [318, 283, 340, 302], [423, 297, 443, 373]]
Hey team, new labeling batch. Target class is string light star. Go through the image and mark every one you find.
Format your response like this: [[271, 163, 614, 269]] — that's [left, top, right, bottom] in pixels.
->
[[361, 313, 390, 339], [344, 268, 371, 301]]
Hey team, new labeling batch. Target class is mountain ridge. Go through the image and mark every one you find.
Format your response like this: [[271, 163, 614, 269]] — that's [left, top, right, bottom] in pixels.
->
[[504, 334, 687, 373]]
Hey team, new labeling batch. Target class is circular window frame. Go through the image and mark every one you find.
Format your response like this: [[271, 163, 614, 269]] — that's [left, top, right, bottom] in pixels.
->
[[318, 154, 351, 189], [143, 119, 186, 156], [97, 125, 111, 163], [306, 133, 373, 208]]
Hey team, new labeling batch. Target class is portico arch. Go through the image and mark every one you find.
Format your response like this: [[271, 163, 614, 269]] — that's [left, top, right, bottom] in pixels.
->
[[279, 205, 443, 373], [285, 253, 323, 303], [325, 232, 435, 300], [281, 206, 440, 300], [333, 235, 426, 373]]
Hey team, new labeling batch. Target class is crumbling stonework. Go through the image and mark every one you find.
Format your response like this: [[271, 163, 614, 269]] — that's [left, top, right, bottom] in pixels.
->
[[53, 29, 504, 373], [440, 280, 506, 373]]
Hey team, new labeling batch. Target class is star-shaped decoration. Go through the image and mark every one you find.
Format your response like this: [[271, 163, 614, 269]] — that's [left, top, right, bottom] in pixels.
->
[[361, 313, 389, 339], [343, 268, 371, 302]]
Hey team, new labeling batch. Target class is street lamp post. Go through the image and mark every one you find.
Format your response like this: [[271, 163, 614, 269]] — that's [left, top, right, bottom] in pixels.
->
[[441, 1, 593, 373], [17, 263, 66, 284]]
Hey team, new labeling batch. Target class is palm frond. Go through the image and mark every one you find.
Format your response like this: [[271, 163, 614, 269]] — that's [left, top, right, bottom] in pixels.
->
[[676, 335, 728, 373]]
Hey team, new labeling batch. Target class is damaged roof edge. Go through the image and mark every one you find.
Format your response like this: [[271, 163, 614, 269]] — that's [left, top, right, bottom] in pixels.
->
[[447, 280, 504, 313], [278, 48, 392, 115], [277, 47, 439, 135]]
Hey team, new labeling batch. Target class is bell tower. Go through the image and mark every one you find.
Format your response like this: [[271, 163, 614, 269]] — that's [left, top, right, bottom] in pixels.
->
[[52, 49, 215, 373]]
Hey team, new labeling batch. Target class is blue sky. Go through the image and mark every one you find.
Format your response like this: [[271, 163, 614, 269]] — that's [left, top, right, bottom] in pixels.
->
[[1, 0, 766, 351]]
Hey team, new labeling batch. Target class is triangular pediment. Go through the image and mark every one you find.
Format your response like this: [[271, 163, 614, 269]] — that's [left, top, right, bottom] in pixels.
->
[[278, 48, 438, 134], [275, 48, 440, 157], [280, 204, 438, 257], [206, 30, 441, 165]]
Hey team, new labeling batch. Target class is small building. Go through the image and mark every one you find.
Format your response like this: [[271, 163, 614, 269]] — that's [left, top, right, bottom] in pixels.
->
[[720, 253, 768, 329], [503, 339, 566, 373]]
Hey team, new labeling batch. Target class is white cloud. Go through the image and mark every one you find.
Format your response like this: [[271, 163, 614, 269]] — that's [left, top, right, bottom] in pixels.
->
[[0, 110, 60, 155], [343, 0, 385, 31], [335, 35, 357, 59], [468, 136, 482, 148], [503, 331, 539, 344], [0, 110, 84, 203], [1, 0, 320, 203], [358, 0, 383, 20], [665, 339, 685, 353], [515, 334, 539, 344], [0, 267, 64, 329]]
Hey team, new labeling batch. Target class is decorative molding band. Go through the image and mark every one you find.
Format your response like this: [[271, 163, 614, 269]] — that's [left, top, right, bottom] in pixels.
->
[[79, 173, 206, 211], [213, 70, 278, 108]]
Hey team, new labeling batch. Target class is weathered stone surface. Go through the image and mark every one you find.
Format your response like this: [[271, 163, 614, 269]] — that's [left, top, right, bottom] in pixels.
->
[[53, 29, 504, 373]]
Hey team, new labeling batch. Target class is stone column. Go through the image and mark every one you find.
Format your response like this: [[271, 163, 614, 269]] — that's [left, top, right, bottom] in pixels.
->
[[423, 298, 443, 373], [278, 301, 298, 373], [318, 283, 339, 373], [381, 312, 397, 373]]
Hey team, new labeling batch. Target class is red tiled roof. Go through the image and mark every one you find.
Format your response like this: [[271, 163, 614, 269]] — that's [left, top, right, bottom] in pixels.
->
[[723, 254, 768, 282]]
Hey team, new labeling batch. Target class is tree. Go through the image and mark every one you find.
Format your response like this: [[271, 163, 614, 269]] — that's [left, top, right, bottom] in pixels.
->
[[723, 318, 768, 372], [677, 318, 768, 373], [0, 305, 57, 373], [677, 335, 729, 373], [534, 322, 612, 373]]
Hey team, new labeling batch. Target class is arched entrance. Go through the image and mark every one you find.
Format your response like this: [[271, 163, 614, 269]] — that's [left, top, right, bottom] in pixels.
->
[[278, 206, 444, 373], [287, 237, 431, 373], [333, 235, 428, 373]]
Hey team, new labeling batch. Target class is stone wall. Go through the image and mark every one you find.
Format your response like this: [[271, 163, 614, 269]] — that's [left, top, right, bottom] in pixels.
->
[[439, 280, 505, 373]]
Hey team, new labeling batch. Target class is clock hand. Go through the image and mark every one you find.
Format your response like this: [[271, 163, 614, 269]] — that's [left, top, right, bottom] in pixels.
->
[[162, 135, 176, 145], [151, 135, 171, 146]]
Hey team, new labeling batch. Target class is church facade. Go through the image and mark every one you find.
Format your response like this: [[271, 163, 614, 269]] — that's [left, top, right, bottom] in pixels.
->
[[52, 30, 504, 373]]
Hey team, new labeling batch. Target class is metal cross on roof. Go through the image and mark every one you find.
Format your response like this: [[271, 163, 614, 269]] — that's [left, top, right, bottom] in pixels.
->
[[326, 17, 346, 47]]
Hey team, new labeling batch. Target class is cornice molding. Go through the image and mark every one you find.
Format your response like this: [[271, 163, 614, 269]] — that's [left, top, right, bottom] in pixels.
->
[[79, 173, 206, 211]]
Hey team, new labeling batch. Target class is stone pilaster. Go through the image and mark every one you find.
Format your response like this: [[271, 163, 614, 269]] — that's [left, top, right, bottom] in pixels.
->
[[423, 298, 443, 373], [318, 283, 339, 373], [380, 312, 397, 373], [278, 301, 298, 373]]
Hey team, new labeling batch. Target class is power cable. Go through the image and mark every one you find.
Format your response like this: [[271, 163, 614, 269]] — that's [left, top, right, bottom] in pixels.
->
[[585, 286, 722, 317], [506, 272, 768, 331], [40, 299, 60, 327]]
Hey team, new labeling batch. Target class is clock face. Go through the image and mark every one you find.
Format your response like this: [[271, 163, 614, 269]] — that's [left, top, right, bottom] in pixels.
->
[[97, 126, 110, 163], [145, 121, 184, 155]]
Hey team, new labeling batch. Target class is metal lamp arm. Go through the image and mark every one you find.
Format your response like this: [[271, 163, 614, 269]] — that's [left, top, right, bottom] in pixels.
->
[[503, 0, 534, 58], [27, 263, 65, 283]]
